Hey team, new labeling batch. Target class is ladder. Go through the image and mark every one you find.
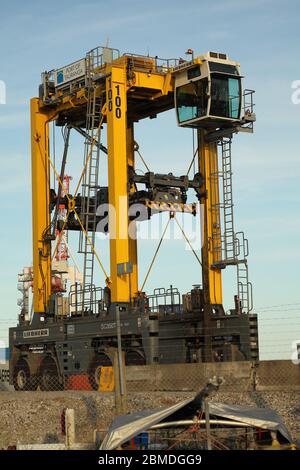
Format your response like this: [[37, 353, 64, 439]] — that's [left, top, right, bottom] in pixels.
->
[[210, 137, 235, 266], [78, 52, 103, 312], [237, 261, 252, 313], [221, 138, 235, 261], [209, 146, 222, 265], [235, 231, 253, 313], [208, 135, 253, 313]]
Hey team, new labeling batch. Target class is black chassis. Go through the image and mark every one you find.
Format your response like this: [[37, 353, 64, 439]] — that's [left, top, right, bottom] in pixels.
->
[[9, 304, 255, 386]]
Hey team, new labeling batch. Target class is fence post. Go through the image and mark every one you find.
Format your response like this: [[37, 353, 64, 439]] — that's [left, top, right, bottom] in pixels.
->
[[113, 350, 127, 415], [204, 398, 212, 450], [65, 408, 75, 449]]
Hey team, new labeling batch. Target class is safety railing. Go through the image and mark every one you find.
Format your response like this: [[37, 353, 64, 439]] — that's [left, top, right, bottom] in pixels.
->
[[123, 52, 179, 73], [87, 46, 120, 71], [147, 286, 182, 314], [68, 283, 106, 316], [241, 89, 256, 131]]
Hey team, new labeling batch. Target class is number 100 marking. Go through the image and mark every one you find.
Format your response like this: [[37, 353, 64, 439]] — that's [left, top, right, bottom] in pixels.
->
[[108, 80, 122, 119]]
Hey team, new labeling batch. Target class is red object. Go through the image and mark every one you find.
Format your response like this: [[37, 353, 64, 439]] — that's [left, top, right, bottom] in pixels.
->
[[65, 374, 92, 391]]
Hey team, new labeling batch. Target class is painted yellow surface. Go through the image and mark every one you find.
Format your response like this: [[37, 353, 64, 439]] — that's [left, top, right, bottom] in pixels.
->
[[106, 66, 131, 303], [198, 130, 222, 305], [31, 98, 52, 313], [99, 366, 115, 392]]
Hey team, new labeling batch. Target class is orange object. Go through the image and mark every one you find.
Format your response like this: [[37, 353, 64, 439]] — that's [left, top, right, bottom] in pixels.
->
[[65, 374, 92, 390]]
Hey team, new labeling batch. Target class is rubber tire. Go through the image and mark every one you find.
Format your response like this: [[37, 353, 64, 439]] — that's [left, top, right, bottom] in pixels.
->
[[13, 359, 31, 391], [125, 349, 146, 366], [39, 356, 63, 391]]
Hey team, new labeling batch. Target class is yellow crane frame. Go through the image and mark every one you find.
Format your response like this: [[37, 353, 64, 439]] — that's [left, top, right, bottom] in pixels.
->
[[31, 53, 224, 314]]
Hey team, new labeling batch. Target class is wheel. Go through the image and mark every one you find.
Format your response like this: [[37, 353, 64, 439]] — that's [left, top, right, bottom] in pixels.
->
[[13, 359, 31, 391], [88, 353, 112, 391], [39, 356, 63, 391], [125, 349, 146, 366]]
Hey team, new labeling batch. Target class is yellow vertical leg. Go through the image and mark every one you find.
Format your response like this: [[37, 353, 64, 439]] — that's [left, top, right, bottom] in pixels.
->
[[31, 98, 52, 313], [198, 130, 223, 306], [106, 67, 131, 303], [127, 124, 139, 300]]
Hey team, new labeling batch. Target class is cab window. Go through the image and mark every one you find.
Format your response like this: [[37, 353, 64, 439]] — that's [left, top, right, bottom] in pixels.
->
[[176, 78, 208, 123], [210, 75, 241, 119]]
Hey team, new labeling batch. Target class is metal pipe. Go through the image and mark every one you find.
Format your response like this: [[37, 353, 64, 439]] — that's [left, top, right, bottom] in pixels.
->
[[72, 126, 108, 154], [116, 306, 124, 396], [52, 126, 71, 236], [204, 399, 212, 450], [150, 419, 251, 429]]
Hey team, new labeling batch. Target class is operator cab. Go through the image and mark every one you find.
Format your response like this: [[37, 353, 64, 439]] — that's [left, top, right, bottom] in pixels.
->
[[174, 52, 242, 129]]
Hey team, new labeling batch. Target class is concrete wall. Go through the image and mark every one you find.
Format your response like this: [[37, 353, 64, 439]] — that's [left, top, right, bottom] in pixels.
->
[[257, 360, 300, 390], [126, 361, 253, 391], [126, 360, 300, 392]]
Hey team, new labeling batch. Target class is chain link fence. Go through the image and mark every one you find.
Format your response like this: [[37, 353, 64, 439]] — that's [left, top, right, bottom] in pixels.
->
[[0, 359, 300, 448]]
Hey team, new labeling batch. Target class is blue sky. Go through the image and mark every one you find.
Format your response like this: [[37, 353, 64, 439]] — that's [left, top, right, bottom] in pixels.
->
[[0, 0, 300, 359]]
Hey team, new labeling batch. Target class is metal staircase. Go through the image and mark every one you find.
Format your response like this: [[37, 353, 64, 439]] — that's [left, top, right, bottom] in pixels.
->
[[78, 51, 103, 312], [209, 136, 253, 313]]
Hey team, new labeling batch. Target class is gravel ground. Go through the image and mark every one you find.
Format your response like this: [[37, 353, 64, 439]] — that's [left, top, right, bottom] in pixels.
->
[[0, 390, 299, 448]]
